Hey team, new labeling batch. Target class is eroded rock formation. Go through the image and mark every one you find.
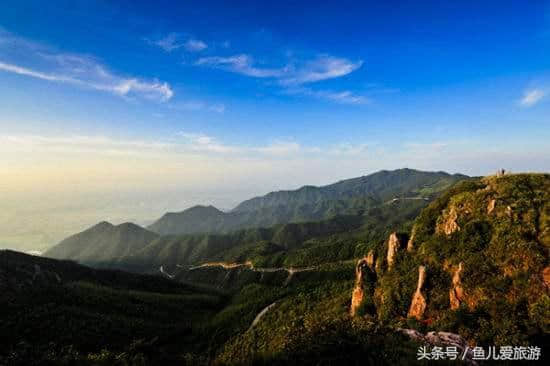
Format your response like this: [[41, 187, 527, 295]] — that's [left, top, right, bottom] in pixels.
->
[[350, 256, 376, 316], [437, 206, 460, 235], [449, 262, 465, 310], [386, 232, 401, 269], [407, 226, 416, 252], [408, 265, 427, 319], [543, 266, 550, 289], [365, 250, 375, 269], [487, 199, 496, 214]]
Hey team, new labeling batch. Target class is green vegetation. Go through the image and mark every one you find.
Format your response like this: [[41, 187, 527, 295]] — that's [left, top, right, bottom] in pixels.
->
[[0, 250, 226, 365], [148, 168, 467, 236], [6, 171, 549, 364], [115, 199, 427, 279], [45, 221, 159, 263], [371, 174, 550, 347]]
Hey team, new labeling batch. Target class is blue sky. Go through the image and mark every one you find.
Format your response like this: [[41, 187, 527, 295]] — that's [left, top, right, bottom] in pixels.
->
[[1, 1, 550, 249]]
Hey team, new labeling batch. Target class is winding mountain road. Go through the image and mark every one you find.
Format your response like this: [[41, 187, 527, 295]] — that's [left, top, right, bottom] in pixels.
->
[[159, 265, 175, 279], [183, 261, 317, 286], [248, 302, 277, 331]]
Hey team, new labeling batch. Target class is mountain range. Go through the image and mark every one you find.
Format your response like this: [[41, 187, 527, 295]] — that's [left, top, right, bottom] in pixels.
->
[[8, 170, 550, 364], [148, 168, 467, 235], [45, 168, 468, 266]]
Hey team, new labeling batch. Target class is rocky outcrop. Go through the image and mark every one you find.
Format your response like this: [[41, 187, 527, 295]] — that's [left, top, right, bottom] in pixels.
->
[[408, 265, 427, 320], [487, 199, 496, 214], [398, 328, 477, 365], [506, 205, 513, 218], [386, 232, 402, 269], [365, 250, 375, 269], [437, 206, 460, 235], [543, 266, 550, 289], [449, 262, 465, 310], [350, 256, 376, 316], [406, 226, 416, 252]]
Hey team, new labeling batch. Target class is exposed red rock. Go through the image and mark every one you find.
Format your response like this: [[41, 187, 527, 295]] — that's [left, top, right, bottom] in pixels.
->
[[449, 262, 465, 310], [408, 265, 427, 320]]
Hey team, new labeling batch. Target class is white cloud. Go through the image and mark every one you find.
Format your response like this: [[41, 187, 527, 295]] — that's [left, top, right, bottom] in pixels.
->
[[196, 54, 286, 77], [0, 61, 75, 83], [0, 135, 174, 156], [0, 31, 173, 102], [280, 55, 363, 85], [195, 53, 366, 104], [147, 33, 183, 52], [177, 132, 241, 154], [1, 133, 375, 159], [520, 89, 545, 107], [196, 54, 362, 85], [0, 59, 173, 102], [146, 33, 207, 52], [184, 39, 208, 52], [285, 86, 369, 105]]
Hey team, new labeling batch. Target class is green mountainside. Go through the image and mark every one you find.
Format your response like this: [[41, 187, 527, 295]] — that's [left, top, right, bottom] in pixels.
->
[[45, 221, 158, 263], [233, 168, 466, 212], [350, 173, 550, 345], [3, 172, 549, 365], [45, 169, 467, 269], [148, 168, 467, 235], [117, 199, 426, 276], [0, 249, 225, 365]]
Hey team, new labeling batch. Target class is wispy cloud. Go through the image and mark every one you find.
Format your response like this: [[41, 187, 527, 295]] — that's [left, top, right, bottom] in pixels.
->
[[146, 33, 207, 52], [0, 60, 173, 101], [0, 132, 384, 162], [284, 86, 369, 105], [146, 33, 183, 52], [0, 135, 174, 156], [0, 30, 173, 101], [195, 53, 366, 104], [175, 132, 372, 157], [177, 132, 242, 154], [196, 54, 287, 77], [519, 88, 545, 107], [185, 39, 208, 52], [195, 54, 361, 85], [280, 56, 363, 85]]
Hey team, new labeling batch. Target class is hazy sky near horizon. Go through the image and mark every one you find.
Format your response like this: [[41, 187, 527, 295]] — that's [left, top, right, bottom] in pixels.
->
[[1, 1, 550, 250]]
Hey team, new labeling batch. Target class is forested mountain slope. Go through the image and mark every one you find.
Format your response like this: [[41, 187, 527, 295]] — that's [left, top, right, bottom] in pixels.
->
[[45, 221, 158, 263], [148, 168, 468, 235]]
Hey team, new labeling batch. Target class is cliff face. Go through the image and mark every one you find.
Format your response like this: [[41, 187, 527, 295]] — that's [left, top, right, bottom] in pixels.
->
[[351, 173, 550, 345]]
